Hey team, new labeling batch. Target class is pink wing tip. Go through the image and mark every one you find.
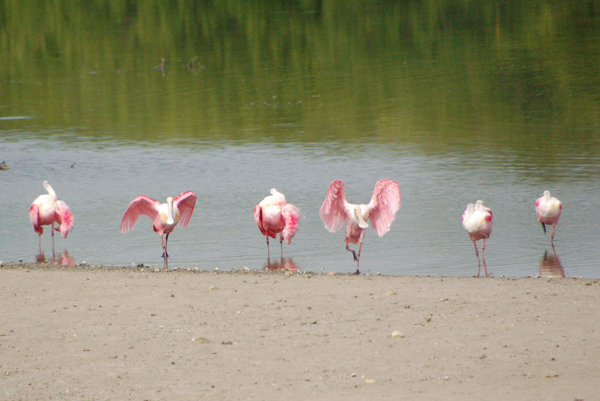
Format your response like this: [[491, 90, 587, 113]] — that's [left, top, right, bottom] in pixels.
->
[[369, 179, 401, 237], [60, 211, 74, 238], [282, 204, 302, 244], [254, 204, 268, 236], [55, 201, 74, 238], [319, 180, 348, 233]]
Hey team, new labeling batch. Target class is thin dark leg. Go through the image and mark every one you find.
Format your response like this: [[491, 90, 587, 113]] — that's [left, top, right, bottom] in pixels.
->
[[166, 233, 169, 255], [355, 230, 366, 275], [51, 223, 55, 250], [346, 244, 358, 262], [541, 222, 546, 235], [266, 236, 270, 261], [280, 236, 283, 259], [161, 234, 170, 258], [472, 240, 481, 277], [481, 238, 488, 277]]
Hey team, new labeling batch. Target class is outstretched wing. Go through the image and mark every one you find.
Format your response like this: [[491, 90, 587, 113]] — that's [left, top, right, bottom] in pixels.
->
[[366, 179, 401, 237], [319, 180, 349, 233], [173, 191, 197, 229], [281, 203, 302, 244], [120, 195, 160, 233], [55, 200, 74, 238]]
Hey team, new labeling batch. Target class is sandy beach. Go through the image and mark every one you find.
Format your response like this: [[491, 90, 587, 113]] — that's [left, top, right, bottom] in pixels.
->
[[1, 263, 598, 401]]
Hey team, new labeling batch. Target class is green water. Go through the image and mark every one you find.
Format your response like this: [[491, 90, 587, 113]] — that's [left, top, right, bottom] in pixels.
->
[[2, 0, 599, 154]]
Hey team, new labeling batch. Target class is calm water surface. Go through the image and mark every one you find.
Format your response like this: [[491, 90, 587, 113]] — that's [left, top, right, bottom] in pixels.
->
[[1, 1, 600, 277], [1, 137, 598, 278]]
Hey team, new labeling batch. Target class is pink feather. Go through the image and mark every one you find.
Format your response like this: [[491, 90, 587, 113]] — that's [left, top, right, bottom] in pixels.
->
[[55, 200, 74, 238], [120, 195, 160, 234], [366, 179, 402, 237], [319, 180, 350, 233], [120, 191, 197, 258], [173, 191, 197, 229], [281, 204, 302, 244], [319, 179, 401, 273], [29, 181, 74, 241], [319, 179, 401, 236], [29, 204, 42, 234], [254, 188, 302, 258]]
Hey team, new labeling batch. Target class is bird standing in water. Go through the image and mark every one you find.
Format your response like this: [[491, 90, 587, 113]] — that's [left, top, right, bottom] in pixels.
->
[[462, 200, 493, 277], [535, 190, 562, 243], [254, 189, 302, 260], [319, 179, 401, 274], [120, 191, 197, 259], [29, 181, 74, 252]]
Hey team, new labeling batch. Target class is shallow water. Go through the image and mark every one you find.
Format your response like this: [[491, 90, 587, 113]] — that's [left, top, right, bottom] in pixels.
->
[[2, 1, 600, 277], [1, 138, 598, 278]]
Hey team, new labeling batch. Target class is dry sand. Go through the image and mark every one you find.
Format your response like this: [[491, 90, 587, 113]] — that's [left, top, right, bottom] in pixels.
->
[[1, 263, 599, 401]]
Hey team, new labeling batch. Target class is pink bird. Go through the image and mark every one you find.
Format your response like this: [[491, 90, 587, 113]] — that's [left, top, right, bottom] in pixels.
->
[[535, 190, 562, 243], [29, 180, 74, 251], [462, 200, 493, 277], [319, 179, 401, 274], [254, 188, 302, 260], [120, 191, 197, 258]]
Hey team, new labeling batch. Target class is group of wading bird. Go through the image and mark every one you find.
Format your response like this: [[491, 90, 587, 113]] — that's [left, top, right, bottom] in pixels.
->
[[29, 179, 563, 276]]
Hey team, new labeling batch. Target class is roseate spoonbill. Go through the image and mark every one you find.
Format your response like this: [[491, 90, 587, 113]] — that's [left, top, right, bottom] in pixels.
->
[[462, 200, 493, 277], [535, 190, 562, 243], [254, 188, 302, 260], [319, 179, 401, 274], [120, 191, 197, 258], [29, 180, 74, 251]]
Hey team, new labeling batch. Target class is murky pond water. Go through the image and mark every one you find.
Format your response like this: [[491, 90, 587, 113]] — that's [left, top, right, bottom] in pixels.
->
[[1, 1, 600, 277]]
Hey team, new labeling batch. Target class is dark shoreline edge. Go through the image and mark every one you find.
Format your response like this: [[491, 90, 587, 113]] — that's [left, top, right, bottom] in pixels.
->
[[1, 262, 598, 282]]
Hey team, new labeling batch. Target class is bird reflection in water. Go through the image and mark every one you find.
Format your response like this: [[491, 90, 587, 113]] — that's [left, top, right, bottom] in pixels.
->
[[539, 246, 565, 278], [263, 258, 300, 272], [35, 250, 75, 266]]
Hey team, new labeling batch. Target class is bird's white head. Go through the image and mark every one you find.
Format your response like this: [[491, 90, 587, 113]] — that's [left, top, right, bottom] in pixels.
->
[[270, 188, 285, 200]]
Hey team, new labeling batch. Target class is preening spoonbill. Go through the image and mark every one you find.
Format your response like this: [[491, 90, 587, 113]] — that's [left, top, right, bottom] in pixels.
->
[[535, 190, 562, 243], [254, 188, 302, 260], [462, 200, 492, 277], [29, 180, 74, 251]]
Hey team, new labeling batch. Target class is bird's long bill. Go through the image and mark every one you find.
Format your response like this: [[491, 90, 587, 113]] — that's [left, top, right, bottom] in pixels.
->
[[355, 208, 369, 229]]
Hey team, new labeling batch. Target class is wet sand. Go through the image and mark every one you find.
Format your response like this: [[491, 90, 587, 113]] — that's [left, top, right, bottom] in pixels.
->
[[1, 263, 599, 400]]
